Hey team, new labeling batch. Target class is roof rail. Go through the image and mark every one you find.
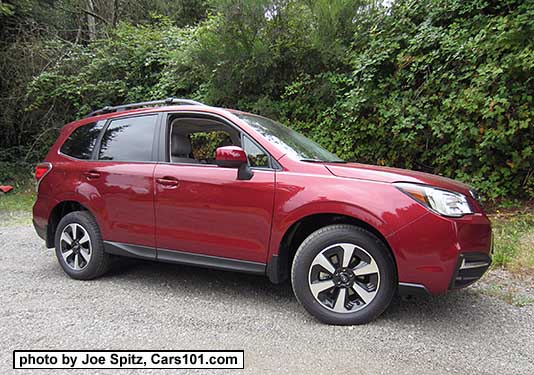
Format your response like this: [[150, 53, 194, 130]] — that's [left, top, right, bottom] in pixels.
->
[[85, 97, 206, 118]]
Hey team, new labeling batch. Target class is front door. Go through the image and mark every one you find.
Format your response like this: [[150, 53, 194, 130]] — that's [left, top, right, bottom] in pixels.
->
[[154, 115, 275, 263]]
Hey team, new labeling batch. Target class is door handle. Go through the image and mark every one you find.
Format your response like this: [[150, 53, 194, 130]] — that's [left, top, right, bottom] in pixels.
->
[[156, 176, 179, 187], [83, 170, 101, 180]]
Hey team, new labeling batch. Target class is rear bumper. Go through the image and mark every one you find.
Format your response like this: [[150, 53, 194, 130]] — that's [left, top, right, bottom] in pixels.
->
[[32, 193, 55, 247], [32, 219, 47, 241]]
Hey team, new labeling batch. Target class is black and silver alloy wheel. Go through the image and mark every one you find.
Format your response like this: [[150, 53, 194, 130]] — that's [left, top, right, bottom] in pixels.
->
[[60, 223, 92, 271], [292, 224, 396, 325], [55, 211, 111, 280], [308, 243, 380, 313]]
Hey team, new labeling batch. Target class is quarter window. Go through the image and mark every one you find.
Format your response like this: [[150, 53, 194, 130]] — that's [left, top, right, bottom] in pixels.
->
[[60, 122, 103, 160], [98, 115, 158, 161], [243, 136, 269, 168]]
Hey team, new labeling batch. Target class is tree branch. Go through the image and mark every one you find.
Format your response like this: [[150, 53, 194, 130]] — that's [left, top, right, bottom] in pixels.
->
[[79, 7, 109, 25], [56, 5, 109, 25]]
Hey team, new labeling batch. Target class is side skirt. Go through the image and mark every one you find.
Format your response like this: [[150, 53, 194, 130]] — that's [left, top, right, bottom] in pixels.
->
[[103, 241, 266, 275], [104, 241, 156, 260]]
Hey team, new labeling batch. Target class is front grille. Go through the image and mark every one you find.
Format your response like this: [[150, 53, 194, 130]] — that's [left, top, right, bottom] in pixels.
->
[[450, 253, 491, 289]]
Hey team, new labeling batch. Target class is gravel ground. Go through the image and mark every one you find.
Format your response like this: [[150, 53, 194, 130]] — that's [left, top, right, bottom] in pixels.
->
[[1, 224, 533, 375], [472, 267, 534, 306]]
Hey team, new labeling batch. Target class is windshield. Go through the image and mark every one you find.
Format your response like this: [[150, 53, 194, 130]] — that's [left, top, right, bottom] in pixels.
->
[[235, 113, 344, 163]]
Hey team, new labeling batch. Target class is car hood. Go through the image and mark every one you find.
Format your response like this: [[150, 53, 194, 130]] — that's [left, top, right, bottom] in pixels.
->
[[325, 163, 472, 195]]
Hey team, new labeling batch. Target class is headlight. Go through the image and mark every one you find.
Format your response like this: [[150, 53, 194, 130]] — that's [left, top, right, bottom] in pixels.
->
[[394, 183, 473, 217]]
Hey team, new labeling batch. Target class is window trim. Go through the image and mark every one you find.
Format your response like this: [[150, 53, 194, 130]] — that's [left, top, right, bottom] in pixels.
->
[[94, 113, 163, 163], [162, 112, 280, 171]]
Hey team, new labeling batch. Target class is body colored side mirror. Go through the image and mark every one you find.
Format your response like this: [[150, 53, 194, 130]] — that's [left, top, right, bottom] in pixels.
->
[[215, 146, 254, 180]]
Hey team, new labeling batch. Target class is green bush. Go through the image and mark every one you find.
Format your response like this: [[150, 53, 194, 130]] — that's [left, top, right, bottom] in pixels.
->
[[281, 0, 534, 200], [18, 0, 534, 200], [0, 161, 34, 189]]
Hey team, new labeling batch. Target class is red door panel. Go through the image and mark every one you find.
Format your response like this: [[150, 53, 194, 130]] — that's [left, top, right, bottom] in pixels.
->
[[154, 164, 275, 263], [78, 161, 157, 248]]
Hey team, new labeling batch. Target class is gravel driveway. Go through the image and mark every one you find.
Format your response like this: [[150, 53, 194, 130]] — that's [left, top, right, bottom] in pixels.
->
[[1, 224, 533, 374]]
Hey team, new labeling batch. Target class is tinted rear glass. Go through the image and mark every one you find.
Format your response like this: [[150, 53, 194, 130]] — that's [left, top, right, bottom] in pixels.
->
[[60, 122, 103, 160], [98, 115, 158, 161]]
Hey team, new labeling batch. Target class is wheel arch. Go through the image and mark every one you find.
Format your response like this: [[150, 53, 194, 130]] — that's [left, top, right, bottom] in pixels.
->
[[46, 200, 94, 248], [266, 213, 398, 284]]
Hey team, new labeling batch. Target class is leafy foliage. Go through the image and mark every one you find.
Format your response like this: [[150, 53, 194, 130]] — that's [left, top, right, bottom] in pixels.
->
[[2, 0, 533, 200], [282, 0, 534, 200]]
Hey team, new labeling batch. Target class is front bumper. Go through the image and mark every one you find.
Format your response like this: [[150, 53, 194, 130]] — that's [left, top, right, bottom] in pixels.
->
[[388, 211, 492, 295], [398, 252, 492, 296]]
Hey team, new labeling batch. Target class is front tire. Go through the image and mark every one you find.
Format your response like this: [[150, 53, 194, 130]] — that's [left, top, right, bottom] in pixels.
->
[[291, 224, 396, 325], [54, 211, 111, 280]]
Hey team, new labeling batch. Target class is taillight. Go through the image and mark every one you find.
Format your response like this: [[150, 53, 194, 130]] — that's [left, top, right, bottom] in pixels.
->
[[35, 162, 52, 181]]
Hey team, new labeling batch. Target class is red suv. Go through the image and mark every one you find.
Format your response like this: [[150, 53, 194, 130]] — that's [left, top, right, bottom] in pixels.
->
[[33, 98, 492, 324]]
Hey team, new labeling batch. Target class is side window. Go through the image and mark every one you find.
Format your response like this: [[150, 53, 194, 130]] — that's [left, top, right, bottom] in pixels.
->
[[98, 115, 158, 161], [190, 131, 234, 162], [60, 122, 103, 160], [170, 117, 240, 165], [243, 136, 269, 168]]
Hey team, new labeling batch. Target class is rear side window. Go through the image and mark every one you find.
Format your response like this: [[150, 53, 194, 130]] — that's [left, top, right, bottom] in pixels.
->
[[60, 122, 103, 160], [98, 115, 158, 161]]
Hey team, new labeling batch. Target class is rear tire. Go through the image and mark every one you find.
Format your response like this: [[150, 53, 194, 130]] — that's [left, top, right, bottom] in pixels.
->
[[54, 211, 111, 280], [291, 224, 396, 325]]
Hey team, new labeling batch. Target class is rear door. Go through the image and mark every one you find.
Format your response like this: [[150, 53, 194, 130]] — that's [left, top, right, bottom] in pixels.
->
[[153, 113, 276, 264], [82, 113, 161, 250]]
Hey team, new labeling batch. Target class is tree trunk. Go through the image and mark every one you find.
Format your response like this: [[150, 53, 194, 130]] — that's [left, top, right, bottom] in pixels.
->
[[86, 0, 96, 41], [111, 0, 120, 27]]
